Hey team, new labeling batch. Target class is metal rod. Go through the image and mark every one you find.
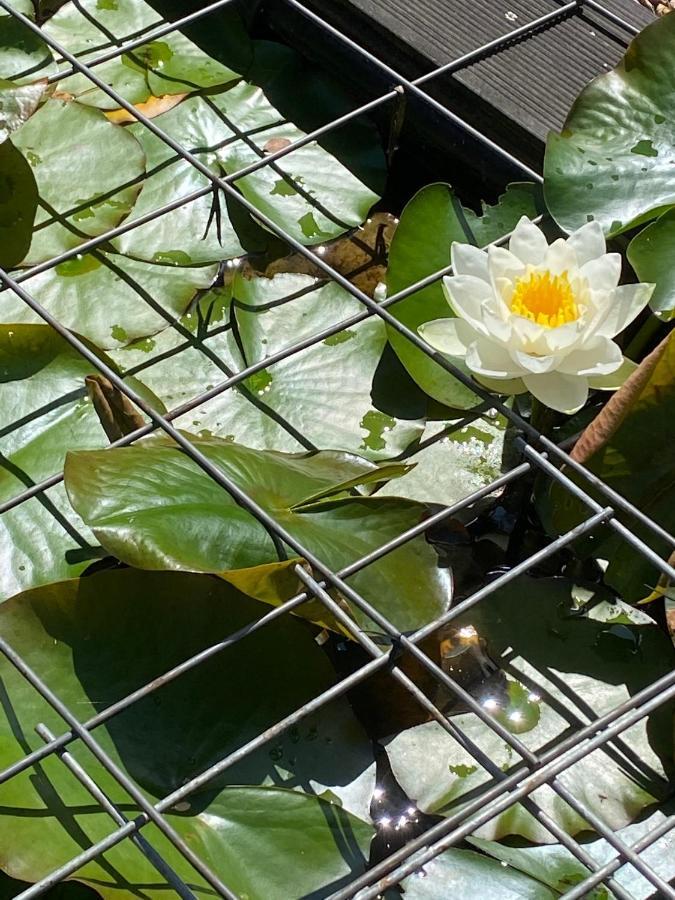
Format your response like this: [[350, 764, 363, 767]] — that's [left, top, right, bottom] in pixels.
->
[[295, 567, 636, 900], [34, 723, 198, 900], [0, 462, 529, 784], [339, 678, 675, 900], [0, 639, 238, 899], [47, 0, 242, 83]]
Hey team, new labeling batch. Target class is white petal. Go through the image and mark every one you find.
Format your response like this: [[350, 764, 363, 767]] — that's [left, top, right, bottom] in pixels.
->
[[565, 220, 606, 266], [510, 349, 562, 374], [418, 317, 478, 356], [523, 372, 589, 414], [557, 337, 623, 376], [508, 217, 548, 266], [512, 318, 582, 355], [579, 254, 622, 293], [451, 242, 489, 281], [442, 275, 492, 330], [466, 337, 526, 379], [475, 374, 527, 395], [587, 357, 638, 390], [594, 283, 654, 338], [488, 245, 526, 287], [544, 238, 578, 275]]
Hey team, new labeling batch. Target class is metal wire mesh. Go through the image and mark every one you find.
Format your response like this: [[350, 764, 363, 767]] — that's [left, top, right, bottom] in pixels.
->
[[0, 0, 673, 897]]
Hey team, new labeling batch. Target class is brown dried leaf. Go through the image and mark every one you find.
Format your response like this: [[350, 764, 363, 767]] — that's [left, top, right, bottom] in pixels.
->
[[104, 93, 188, 125], [239, 213, 398, 298], [571, 333, 672, 464], [86, 374, 145, 443]]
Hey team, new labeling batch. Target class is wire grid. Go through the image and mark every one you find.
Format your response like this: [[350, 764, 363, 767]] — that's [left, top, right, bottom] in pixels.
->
[[0, 0, 673, 897]]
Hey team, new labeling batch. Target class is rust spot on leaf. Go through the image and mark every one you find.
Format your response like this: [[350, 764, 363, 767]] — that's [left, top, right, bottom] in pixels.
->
[[263, 137, 292, 155]]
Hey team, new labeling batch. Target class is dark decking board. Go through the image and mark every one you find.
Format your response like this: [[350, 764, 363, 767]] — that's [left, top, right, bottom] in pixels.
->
[[266, 0, 652, 186]]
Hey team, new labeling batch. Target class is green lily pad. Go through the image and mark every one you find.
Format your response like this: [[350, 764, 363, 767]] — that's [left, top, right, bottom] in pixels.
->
[[0, 138, 37, 267], [2, 251, 217, 349], [111, 275, 423, 459], [216, 82, 379, 246], [470, 803, 675, 900], [64, 436, 452, 632], [12, 99, 146, 265], [628, 206, 675, 319], [0, 569, 374, 898], [116, 80, 379, 261], [544, 13, 675, 236], [385, 576, 674, 842], [0, 13, 56, 83], [462, 182, 545, 246], [0, 77, 46, 143], [401, 847, 557, 899], [376, 414, 506, 506], [43, 0, 239, 110], [0, 324, 162, 602], [113, 93, 244, 264], [385, 183, 479, 410]]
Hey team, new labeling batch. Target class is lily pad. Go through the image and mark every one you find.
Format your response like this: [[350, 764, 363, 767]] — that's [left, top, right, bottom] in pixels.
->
[[111, 276, 423, 459], [544, 13, 675, 236], [462, 182, 544, 247], [2, 251, 218, 349], [0, 324, 161, 602], [113, 93, 244, 264], [401, 847, 557, 899], [43, 0, 239, 110], [115, 81, 379, 261], [0, 77, 45, 143], [64, 436, 452, 632], [0, 569, 374, 898], [216, 82, 379, 246], [376, 414, 506, 507], [387, 181, 542, 411], [11, 99, 146, 264], [627, 206, 675, 319], [385, 576, 674, 842], [0, 13, 56, 83], [0, 137, 37, 267], [386, 183, 479, 410], [470, 803, 675, 900]]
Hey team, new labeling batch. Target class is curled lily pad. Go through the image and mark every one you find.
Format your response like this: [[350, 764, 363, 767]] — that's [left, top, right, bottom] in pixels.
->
[[386, 182, 543, 411], [0, 569, 374, 898], [64, 436, 452, 632], [627, 206, 675, 319], [2, 251, 218, 349], [11, 98, 146, 264], [0, 77, 46, 143]]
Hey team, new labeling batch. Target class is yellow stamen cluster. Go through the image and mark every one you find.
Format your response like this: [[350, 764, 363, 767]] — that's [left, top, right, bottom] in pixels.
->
[[510, 270, 578, 328]]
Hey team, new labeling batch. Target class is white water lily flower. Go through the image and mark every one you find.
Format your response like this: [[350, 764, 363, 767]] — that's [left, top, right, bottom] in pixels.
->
[[419, 217, 654, 413]]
